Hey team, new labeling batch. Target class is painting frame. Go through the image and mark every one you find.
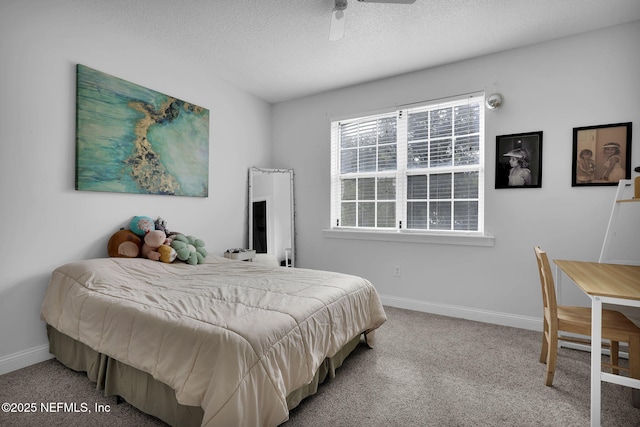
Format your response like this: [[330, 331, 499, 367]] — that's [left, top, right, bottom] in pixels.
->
[[75, 64, 210, 197], [495, 131, 543, 189], [571, 122, 632, 187]]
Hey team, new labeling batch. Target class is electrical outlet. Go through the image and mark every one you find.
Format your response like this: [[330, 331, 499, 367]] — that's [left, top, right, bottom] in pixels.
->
[[393, 265, 401, 277]]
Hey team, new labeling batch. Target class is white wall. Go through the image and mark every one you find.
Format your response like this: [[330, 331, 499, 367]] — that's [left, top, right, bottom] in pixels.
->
[[272, 21, 640, 329], [1, 1, 638, 375], [0, 1, 272, 372]]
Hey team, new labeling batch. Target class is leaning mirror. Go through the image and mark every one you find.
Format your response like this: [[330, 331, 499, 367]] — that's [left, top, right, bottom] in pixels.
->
[[248, 167, 295, 267]]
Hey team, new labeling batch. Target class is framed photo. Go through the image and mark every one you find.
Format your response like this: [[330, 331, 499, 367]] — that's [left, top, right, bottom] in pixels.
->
[[572, 122, 632, 186], [495, 131, 543, 189]]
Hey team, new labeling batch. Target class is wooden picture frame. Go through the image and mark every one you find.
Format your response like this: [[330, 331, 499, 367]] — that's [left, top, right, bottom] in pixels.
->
[[495, 131, 543, 189], [572, 122, 632, 187]]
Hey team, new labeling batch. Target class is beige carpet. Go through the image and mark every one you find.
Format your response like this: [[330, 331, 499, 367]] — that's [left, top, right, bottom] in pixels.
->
[[1, 306, 639, 426]]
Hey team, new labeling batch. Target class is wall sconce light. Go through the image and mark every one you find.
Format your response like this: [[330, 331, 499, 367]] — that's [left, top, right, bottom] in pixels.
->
[[486, 93, 504, 110]]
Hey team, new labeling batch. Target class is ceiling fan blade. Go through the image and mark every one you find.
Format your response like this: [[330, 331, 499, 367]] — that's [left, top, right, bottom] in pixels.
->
[[329, 9, 346, 41], [357, 0, 416, 3]]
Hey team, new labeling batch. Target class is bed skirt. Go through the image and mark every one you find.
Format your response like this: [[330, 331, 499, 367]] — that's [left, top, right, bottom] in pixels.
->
[[46, 324, 363, 426]]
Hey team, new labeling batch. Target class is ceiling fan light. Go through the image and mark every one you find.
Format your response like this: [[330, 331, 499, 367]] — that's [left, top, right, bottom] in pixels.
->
[[329, 9, 346, 41], [330, 0, 415, 41]]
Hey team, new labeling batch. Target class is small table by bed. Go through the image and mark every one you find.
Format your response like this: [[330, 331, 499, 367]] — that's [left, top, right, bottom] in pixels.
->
[[554, 260, 640, 427], [223, 249, 256, 261]]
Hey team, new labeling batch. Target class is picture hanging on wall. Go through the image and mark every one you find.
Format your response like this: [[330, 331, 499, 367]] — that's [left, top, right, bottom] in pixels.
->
[[572, 122, 632, 187], [75, 64, 210, 197], [495, 131, 543, 189]]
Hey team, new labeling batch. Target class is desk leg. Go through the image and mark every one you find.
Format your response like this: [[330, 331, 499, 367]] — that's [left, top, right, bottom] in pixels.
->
[[591, 296, 602, 427], [630, 335, 640, 407]]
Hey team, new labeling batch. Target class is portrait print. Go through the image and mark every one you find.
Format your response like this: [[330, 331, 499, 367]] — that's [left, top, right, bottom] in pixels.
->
[[572, 122, 631, 187], [495, 131, 543, 189]]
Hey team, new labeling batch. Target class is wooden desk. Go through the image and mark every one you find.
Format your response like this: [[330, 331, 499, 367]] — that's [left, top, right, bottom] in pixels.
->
[[554, 260, 640, 427]]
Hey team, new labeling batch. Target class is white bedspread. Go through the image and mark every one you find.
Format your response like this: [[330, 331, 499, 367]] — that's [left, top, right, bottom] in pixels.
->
[[40, 255, 386, 426]]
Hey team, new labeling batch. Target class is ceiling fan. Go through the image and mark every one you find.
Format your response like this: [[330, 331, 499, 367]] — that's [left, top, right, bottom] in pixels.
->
[[329, 0, 417, 41]]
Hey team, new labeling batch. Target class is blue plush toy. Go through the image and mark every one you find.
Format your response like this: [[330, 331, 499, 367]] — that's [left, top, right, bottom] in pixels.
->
[[130, 216, 155, 236]]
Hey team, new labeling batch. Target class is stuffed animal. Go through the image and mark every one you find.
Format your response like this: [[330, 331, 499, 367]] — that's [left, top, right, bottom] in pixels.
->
[[170, 234, 207, 265], [108, 229, 142, 258], [157, 245, 177, 263], [141, 230, 176, 263], [130, 215, 155, 236], [154, 217, 170, 237]]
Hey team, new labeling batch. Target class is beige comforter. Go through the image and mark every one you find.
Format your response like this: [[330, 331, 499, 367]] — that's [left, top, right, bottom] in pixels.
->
[[40, 255, 386, 426]]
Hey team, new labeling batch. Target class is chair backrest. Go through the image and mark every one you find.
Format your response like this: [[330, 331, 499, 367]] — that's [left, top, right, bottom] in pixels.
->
[[534, 247, 558, 323]]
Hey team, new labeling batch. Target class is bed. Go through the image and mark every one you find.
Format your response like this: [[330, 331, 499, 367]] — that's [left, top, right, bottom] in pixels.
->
[[40, 255, 387, 426]]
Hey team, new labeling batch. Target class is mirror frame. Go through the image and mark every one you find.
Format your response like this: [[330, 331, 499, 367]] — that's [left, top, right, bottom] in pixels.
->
[[248, 167, 295, 267]]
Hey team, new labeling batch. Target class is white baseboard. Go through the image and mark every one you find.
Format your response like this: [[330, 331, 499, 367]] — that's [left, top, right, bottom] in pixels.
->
[[380, 294, 543, 331], [0, 344, 53, 376]]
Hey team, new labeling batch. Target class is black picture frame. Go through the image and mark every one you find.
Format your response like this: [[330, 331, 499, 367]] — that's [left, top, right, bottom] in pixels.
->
[[495, 131, 543, 189], [572, 122, 632, 187]]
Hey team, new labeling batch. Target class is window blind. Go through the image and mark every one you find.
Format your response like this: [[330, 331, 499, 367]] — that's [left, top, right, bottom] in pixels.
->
[[331, 93, 484, 234]]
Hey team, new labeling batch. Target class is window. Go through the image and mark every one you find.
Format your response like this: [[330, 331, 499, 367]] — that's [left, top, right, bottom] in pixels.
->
[[330, 93, 485, 234]]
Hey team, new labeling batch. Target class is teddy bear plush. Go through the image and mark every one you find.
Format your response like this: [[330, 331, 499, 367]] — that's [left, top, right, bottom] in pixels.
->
[[141, 230, 176, 263], [108, 229, 142, 258], [170, 234, 207, 265]]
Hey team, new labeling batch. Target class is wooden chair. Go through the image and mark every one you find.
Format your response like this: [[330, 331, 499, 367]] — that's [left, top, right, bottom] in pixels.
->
[[534, 246, 640, 386]]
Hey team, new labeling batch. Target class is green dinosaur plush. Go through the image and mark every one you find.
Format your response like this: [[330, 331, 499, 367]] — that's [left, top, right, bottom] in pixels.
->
[[170, 234, 207, 265]]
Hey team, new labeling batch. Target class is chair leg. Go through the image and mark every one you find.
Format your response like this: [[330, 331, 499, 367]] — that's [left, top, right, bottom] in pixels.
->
[[611, 341, 619, 375], [540, 323, 549, 364], [544, 332, 558, 386]]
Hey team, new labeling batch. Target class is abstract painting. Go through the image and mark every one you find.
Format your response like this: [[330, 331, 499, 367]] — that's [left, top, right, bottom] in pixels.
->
[[75, 64, 209, 197]]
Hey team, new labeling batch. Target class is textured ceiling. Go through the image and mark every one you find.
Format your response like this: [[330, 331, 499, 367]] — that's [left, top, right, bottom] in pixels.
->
[[77, 0, 640, 103]]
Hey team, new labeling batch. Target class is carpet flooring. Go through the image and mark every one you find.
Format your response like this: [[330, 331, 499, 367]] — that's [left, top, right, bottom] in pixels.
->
[[1, 306, 639, 426]]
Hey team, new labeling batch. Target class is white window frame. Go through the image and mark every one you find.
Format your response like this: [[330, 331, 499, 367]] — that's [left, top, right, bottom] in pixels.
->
[[327, 93, 494, 247]]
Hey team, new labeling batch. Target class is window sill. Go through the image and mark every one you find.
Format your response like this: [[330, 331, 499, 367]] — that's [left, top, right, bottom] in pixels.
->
[[322, 228, 495, 247]]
